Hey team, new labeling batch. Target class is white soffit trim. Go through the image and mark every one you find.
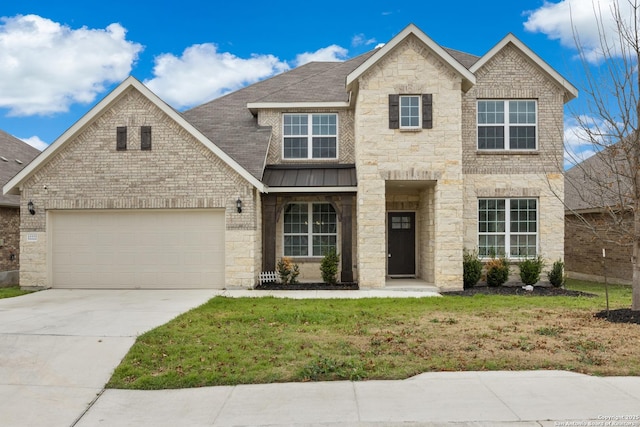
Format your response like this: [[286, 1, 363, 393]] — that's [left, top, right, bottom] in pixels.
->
[[4, 76, 265, 195], [470, 33, 578, 102], [346, 23, 476, 92], [265, 186, 358, 193], [247, 101, 350, 113]]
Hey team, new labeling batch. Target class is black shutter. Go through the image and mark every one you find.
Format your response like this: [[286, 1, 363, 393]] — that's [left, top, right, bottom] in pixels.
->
[[389, 94, 399, 129], [422, 94, 433, 129], [141, 126, 152, 150], [116, 126, 127, 151]]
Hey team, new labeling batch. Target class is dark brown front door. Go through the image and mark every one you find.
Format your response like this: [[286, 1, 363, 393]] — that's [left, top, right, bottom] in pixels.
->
[[387, 212, 416, 276]]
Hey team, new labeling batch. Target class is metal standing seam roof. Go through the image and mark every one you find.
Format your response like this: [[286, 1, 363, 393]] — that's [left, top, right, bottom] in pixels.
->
[[0, 130, 40, 207], [262, 164, 357, 188]]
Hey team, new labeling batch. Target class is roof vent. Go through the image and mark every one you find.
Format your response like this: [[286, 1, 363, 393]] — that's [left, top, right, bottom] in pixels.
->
[[0, 156, 8, 162], [15, 159, 23, 164]]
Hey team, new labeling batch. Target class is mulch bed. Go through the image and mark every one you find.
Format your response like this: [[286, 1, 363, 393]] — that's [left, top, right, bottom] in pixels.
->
[[595, 308, 640, 324], [255, 282, 359, 291], [444, 285, 596, 297]]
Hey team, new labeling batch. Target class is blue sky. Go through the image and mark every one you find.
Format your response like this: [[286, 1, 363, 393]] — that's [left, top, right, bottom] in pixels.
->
[[0, 0, 624, 163]]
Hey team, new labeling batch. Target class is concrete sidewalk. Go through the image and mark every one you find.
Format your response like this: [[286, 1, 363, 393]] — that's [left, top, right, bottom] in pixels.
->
[[76, 370, 640, 426]]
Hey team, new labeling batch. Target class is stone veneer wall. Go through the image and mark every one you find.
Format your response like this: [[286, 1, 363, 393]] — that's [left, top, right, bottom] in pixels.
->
[[19, 88, 259, 288], [461, 43, 567, 267], [354, 35, 464, 289], [0, 207, 20, 272]]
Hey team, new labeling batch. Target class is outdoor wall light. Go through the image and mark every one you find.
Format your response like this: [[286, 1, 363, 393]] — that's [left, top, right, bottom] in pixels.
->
[[236, 198, 243, 213], [27, 200, 35, 215]]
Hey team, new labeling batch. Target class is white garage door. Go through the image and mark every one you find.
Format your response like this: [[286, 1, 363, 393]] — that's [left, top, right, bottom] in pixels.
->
[[50, 210, 225, 289]]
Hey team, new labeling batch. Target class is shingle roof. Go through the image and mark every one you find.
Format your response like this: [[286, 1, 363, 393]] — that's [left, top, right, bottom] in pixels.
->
[[181, 51, 377, 180], [565, 144, 634, 212], [0, 130, 40, 207], [181, 43, 479, 182]]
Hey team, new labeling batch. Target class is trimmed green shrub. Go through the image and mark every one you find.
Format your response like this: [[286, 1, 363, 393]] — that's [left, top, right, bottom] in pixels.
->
[[320, 248, 340, 284], [547, 259, 565, 288], [486, 257, 510, 287], [463, 249, 483, 289], [519, 256, 544, 286]]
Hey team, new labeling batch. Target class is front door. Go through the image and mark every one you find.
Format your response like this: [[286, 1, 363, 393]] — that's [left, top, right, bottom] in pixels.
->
[[387, 212, 416, 276]]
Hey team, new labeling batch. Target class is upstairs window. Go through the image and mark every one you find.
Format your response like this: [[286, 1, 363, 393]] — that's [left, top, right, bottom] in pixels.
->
[[389, 94, 433, 130], [477, 100, 537, 150], [283, 203, 337, 256], [283, 113, 337, 159]]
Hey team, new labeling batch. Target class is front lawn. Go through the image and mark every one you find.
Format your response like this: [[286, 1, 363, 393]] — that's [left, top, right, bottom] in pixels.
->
[[0, 286, 33, 299], [107, 279, 640, 390]]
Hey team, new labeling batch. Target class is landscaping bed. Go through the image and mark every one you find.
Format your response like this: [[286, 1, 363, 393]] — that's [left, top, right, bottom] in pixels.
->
[[255, 282, 359, 290], [444, 285, 595, 297]]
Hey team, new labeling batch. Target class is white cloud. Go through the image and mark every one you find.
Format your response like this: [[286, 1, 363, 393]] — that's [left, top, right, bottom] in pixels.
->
[[294, 45, 348, 66], [0, 14, 142, 116], [352, 33, 377, 47], [564, 116, 604, 169], [20, 136, 48, 151], [524, 0, 636, 63], [144, 43, 290, 109]]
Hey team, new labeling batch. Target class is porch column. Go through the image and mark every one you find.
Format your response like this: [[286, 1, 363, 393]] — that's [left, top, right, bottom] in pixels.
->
[[262, 194, 277, 272], [341, 195, 353, 282]]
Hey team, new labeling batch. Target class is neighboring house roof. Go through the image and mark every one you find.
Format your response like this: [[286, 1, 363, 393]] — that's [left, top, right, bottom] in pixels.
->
[[470, 33, 578, 102], [3, 77, 266, 196], [0, 130, 40, 207], [565, 144, 634, 212]]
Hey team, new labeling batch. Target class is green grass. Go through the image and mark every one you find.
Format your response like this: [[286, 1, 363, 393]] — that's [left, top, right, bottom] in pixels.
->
[[107, 279, 640, 390], [0, 286, 33, 299]]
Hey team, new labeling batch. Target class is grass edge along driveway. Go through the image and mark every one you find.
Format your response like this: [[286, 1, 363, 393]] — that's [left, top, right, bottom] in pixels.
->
[[107, 280, 640, 390]]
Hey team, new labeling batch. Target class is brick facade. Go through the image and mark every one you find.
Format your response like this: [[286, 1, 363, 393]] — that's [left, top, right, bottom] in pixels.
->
[[19, 87, 260, 288]]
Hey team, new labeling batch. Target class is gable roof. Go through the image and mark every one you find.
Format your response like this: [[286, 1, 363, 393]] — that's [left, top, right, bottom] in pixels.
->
[[346, 24, 477, 92], [470, 33, 578, 103], [182, 52, 376, 180], [3, 77, 266, 196], [0, 130, 40, 207]]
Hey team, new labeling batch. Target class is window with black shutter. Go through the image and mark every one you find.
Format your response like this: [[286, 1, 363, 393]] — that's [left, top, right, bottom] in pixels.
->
[[116, 126, 127, 151], [389, 94, 433, 129], [141, 126, 152, 151]]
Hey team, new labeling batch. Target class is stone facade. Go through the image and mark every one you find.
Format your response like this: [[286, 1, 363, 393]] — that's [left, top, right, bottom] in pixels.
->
[[0, 207, 20, 273], [354, 35, 465, 288], [19, 87, 260, 288]]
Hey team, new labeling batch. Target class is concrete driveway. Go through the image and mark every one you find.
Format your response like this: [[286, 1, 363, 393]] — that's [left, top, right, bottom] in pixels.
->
[[0, 289, 217, 427]]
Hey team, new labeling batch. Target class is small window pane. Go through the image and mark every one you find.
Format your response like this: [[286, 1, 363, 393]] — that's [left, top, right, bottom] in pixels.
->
[[509, 101, 536, 124], [285, 235, 309, 256], [509, 126, 536, 149], [312, 204, 337, 234], [284, 115, 308, 136], [400, 96, 420, 128], [478, 101, 504, 124], [312, 114, 336, 136], [312, 235, 337, 256], [312, 137, 336, 158], [284, 138, 308, 158], [478, 126, 505, 149]]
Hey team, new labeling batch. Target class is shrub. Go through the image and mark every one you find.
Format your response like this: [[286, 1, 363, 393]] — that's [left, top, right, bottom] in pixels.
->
[[463, 249, 483, 289], [519, 256, 544, 286], [277, 257, 299, 285], [320, 248, 340, 284], [547, 259, 565, 288], [485, 257, 510, 287]]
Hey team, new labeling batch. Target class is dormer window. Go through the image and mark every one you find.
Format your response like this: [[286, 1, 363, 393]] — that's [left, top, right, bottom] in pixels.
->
[[388, 94, 433, 130], [283, 113, 337, 159]]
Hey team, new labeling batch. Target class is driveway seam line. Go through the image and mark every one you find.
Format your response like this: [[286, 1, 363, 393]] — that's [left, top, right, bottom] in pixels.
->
[[69, 388, 105, 427]]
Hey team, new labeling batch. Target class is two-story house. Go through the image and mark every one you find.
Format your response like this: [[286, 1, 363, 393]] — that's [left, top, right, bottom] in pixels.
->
[[3, 24, 577, 290]]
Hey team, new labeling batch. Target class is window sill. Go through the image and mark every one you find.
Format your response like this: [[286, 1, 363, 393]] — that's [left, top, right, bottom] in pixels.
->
[[476, 150, 539, 155], [399, 128, 422, 133], [285, 257, 323, 263]]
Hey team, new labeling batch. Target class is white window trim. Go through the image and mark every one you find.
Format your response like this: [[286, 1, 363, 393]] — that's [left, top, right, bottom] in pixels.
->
[[282, 113, 339, 160], [478, 198, 539, 259], [477, 100, 538, 151], [399, 95, 421, 129], [283, 202, 338, 257]]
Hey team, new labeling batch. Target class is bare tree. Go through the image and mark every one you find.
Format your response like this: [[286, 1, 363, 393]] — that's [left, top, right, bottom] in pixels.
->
[[564, 0, 640, 310]]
